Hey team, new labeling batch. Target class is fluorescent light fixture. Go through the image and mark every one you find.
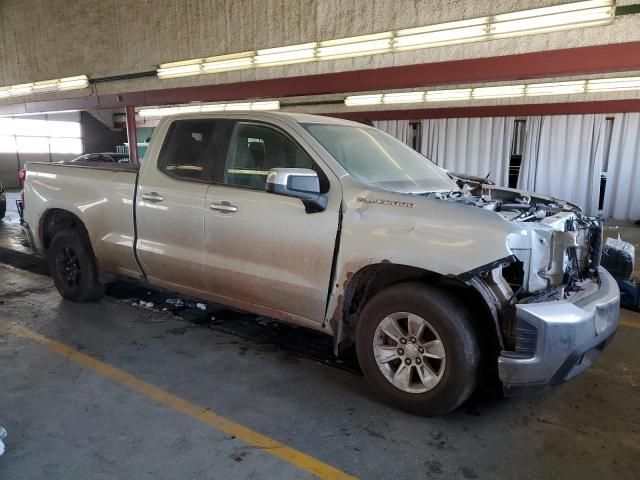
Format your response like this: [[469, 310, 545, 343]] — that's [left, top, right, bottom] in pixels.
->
[[32, 80, 60, 93], [224, 102, 252, 111], [254, 42, 317, 66], [203, 52, 254, 73], [317, 32, 393, 59], [9, 84, 33, 96], [394, 18, 489, 50], [525, 80, 586, 96], [472, 85, 525, 99], [157, 59, 203, 79], [490, 0, 614, 37], [200, 104, 227, 112], [138, 101, 280, 118], [382, 92, 425, 104], [57, 75, 90, 90], [0, 88, 9, 99], [249, 100, 280, 111], [587, 76, 640, 92], [344, 94, 383, 106], [425, 88, 472, 102]]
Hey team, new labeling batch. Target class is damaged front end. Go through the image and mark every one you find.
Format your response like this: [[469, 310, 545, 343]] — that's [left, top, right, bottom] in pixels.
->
[[443, 184, 620, 393]]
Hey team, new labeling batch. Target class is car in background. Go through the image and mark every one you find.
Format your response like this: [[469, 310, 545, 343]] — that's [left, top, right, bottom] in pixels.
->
[[70, 153, 130, 164], [0, 181, 6, 220]]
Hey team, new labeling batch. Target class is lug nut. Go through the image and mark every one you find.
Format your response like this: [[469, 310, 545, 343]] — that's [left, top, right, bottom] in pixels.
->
[[416, 358, 422, 365], [400, 338, 407, 344], [405, 358, 411, 365], [418, 347, 424, 354], [397, 348, 404, 355], [410, 337, 417, 343]]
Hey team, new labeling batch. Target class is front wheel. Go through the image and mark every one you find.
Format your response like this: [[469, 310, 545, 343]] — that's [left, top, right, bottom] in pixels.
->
[[355, 283, 480, 416], [48, 228, 105, 302]]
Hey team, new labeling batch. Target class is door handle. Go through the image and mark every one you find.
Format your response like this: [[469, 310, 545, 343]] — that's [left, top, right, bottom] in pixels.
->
[[141, 192, 164, 203], [210, 201, 238, 213]]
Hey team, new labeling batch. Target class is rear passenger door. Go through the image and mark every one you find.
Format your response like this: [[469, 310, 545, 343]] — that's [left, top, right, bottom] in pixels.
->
[[136, 117, 232, 293], [204, 120, 341, 325]]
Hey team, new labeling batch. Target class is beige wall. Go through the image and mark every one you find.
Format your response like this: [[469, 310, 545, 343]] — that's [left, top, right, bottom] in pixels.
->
[[1, 0, 639, 106]]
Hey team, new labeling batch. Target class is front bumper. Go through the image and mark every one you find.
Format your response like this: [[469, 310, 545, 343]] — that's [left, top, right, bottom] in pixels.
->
[[499, 267, 620, 395]]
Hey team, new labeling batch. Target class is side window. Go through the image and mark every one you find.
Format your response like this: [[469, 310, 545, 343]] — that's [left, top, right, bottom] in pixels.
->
[[224, 123, 316, 189], [158, 119, 230, 182]]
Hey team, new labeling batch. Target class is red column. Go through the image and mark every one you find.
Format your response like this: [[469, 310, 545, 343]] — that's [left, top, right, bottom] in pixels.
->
[[125, 105, 139, 165]]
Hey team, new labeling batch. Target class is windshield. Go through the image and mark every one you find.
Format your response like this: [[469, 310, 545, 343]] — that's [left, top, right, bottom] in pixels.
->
[[302, 123, 458, 193]]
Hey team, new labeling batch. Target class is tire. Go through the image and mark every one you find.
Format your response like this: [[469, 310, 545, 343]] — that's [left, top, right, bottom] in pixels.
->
[[0, 196, 6, 220], [355, 283, 480, 416], [48, 227, 105, 302]]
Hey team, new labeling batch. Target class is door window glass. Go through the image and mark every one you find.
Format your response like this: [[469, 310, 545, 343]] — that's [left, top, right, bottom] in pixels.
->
[[224, 123, 315, 189], [158, 119, 231, 182]]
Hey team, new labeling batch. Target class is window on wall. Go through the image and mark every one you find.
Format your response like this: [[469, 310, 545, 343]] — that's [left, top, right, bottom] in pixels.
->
[[0, 113, 83, 156], [598, 116, 615, 211], [508, 119, 526, 188], [409, 121, 421, 151]]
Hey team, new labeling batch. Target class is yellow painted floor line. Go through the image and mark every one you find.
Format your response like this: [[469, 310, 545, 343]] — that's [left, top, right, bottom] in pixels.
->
[[621, 319, 640, 329], [9, 322, 357, 480]]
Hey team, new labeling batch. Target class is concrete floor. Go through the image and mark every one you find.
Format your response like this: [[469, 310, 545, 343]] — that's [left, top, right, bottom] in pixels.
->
[[1, 192, 640, 479]]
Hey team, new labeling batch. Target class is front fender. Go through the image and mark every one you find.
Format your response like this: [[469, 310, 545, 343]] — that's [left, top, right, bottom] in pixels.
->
[[325, 184, 519, 331]]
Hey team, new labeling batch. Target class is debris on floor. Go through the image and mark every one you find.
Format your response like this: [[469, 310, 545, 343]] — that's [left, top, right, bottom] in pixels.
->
[[165, 298, 185, 307]]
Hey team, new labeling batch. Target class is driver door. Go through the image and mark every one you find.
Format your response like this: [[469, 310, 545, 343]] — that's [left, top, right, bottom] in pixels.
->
[[203, 120, 341, 324]]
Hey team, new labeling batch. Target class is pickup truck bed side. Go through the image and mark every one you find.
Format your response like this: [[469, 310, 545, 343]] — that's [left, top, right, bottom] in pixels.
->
[[25, 163, 142, 280]]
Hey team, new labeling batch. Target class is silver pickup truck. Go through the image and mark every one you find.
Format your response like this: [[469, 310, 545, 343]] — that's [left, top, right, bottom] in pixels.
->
[[22, 112, 620, 415]]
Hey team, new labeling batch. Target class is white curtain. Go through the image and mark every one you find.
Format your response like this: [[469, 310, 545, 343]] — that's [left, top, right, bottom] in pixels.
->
[[419, 117, 514, 186], [602, 113, 640, 221], [374, 120, 411, 145], [518, 114, 605, 215]]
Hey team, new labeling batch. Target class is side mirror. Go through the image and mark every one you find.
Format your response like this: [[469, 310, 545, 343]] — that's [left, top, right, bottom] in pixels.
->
[[265, 168, 327, 213]]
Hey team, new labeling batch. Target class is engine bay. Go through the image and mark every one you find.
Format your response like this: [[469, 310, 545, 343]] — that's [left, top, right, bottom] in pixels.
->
[[431, 180, 603, 298]]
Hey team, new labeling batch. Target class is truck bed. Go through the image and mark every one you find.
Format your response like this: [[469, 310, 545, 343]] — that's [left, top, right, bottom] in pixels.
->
[[23, 161, 143, 279]]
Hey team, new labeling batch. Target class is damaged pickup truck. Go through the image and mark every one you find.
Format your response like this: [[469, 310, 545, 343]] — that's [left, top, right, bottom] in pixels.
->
[[21, 112, 620, 415]]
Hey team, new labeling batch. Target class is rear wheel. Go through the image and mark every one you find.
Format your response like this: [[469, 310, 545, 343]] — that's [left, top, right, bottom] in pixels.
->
[[355, 283, 480, 416], [48, 228, 104, 302]]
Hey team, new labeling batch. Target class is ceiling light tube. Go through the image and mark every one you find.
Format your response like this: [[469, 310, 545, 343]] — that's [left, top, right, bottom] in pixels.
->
[[425, 88, 473, 102], [344, 94, 383, 106], [224, 102, 253, 111], [472, 85, 525, 99], [157, 59, 203, 79], [57, 75, 90, 91], [587, 76, 640, 92], [249, 101, 281, 111], [317, 32, 393, 59], [9, 84, 34, 96], [394, 18, 489, 50], [382, 92, 425, 104], [0, 88, 10, 99], [525, 80, 586, 96], [490, 1, 614, 37], [202, 52, 255, 73], [32, 80, 60, 93], [200, 104, 227, 112], [254, 42, 317, 66]]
